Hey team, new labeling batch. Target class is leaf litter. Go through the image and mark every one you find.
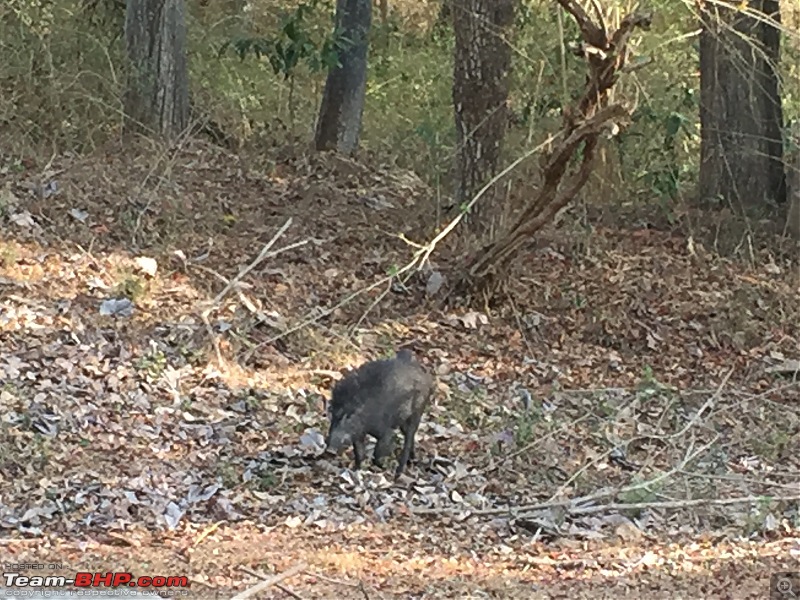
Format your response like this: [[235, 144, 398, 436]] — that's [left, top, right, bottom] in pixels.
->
[[0, 141, 798, 597]]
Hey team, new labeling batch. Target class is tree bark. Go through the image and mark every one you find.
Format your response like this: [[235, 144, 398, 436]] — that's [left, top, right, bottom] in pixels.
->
[[451, 0, 515, 237], [698, 0, 786, 212], [124, 0, 189, 140], [787, 123, 800, 239], [314, 0, 372, 154]]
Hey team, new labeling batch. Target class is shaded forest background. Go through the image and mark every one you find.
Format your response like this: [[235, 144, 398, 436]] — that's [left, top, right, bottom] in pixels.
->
[[2, 0, 797, 237]]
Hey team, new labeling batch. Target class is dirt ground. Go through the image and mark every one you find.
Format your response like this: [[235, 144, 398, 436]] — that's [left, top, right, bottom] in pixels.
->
[[1, 141, 798, 598]]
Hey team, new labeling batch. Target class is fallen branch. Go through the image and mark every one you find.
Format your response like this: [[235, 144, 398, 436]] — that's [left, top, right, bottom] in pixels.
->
[[304, 570, 362, 588], [485, 413, 593, 474], [679, 469, 800, 491], [207, 217, 305, 308], [193, 521, 223, 546], [667, 366, 733, 439], [240, 566, 305, 600], [565, 493, 800, 516], [413, 434, 719, 517], [232, 562, 307, 600], [195, 217, 305, 366], [538, 371, 732, 506]]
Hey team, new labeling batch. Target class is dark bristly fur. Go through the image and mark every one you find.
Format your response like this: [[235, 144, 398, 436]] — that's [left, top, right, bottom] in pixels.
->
[[325, 349, 433, 477]]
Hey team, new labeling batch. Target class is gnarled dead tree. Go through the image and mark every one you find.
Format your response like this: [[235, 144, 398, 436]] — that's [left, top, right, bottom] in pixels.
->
[[455, 1, 652, 303]]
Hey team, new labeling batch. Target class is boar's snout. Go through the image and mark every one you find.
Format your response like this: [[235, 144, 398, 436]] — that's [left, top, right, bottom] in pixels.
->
[[325, 428, 351, 455]]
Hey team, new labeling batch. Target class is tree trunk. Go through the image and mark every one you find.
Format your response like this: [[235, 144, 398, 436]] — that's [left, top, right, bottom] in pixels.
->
[[787, 123, 800, 239], [451, 0, 515, 237], [698, 0, 786, 212], [781, 0, 800, 239], [124, 0, 189, 140], [314, 0, 372, 154]]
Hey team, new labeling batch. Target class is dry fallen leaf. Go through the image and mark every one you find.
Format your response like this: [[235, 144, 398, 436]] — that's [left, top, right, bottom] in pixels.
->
[[134, 256, 159, 277]]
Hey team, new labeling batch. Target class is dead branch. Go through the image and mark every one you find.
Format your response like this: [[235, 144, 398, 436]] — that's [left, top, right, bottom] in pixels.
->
[[304, 571, 362, 588], [485, 413, 593, 474], [451, 5, 652, 302], [359, 580, 372, 600], [190, 217, 308, 364], [463, 104, 628, 288], [208, 217, 297, 307], [413, 433, 719, 517], [240, 566, 305, 600], [232, 562, 307, 600], [555, 0, 605, 47], [565, 493, 800, 516], [679, 469, 800, 491]]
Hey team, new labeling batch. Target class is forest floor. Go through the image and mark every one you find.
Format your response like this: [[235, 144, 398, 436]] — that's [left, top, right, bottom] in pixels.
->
[[1, 140, 799, 599]]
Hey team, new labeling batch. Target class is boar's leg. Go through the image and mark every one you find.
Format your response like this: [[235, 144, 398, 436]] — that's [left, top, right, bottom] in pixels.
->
[[395, 416, 422, 477], [352, 436, 367, 470], [373, 431, 395, 468]]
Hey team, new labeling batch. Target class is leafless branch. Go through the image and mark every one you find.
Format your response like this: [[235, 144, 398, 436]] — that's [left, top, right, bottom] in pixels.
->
[[567, 493, 800, 516], [232, 563, 307, 600]]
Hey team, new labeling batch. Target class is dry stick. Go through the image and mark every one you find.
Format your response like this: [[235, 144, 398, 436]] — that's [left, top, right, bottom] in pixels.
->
[[246, 95, 618, 350], [707, 380, 800, 421], [244, 254, 424, 361], [413, 434, 718, 517], [275, 584, 305, 600], [358, 580, 374, 600], [529, 435, 720, 517], [240, 566, 305, 600], [679, 469, 800, 491], [231, 562, 307, 600], [567, 493, 800, 516], [485, 413, 593, 474], [208, 217, 296, 306], [244, 138, 543, 355], [351, 277, 393, 334], [244, 123, 572, 352], [201, 318, 225, 368], [666, 366, 733, 439], [196, 217, 303, 364], [545, 368, 732, 505], [304, 571, 362, 588], [545, 446, 621, 507], [193, 521, 223, 546], [418, 136, 555, 270], [509, 295, 540, 367]]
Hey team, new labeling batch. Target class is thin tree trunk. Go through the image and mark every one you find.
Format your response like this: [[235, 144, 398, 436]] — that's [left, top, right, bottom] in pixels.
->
[[451, 0, 515, 237], [314, 0, 372, 154], [698, 0, 785, 212], [787, 123, 800, 239], [124, 0, 189, 140]]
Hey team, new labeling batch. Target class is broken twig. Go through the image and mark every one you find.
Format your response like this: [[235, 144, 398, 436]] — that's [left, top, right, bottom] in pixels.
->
[[232, 562, 307, 600]]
